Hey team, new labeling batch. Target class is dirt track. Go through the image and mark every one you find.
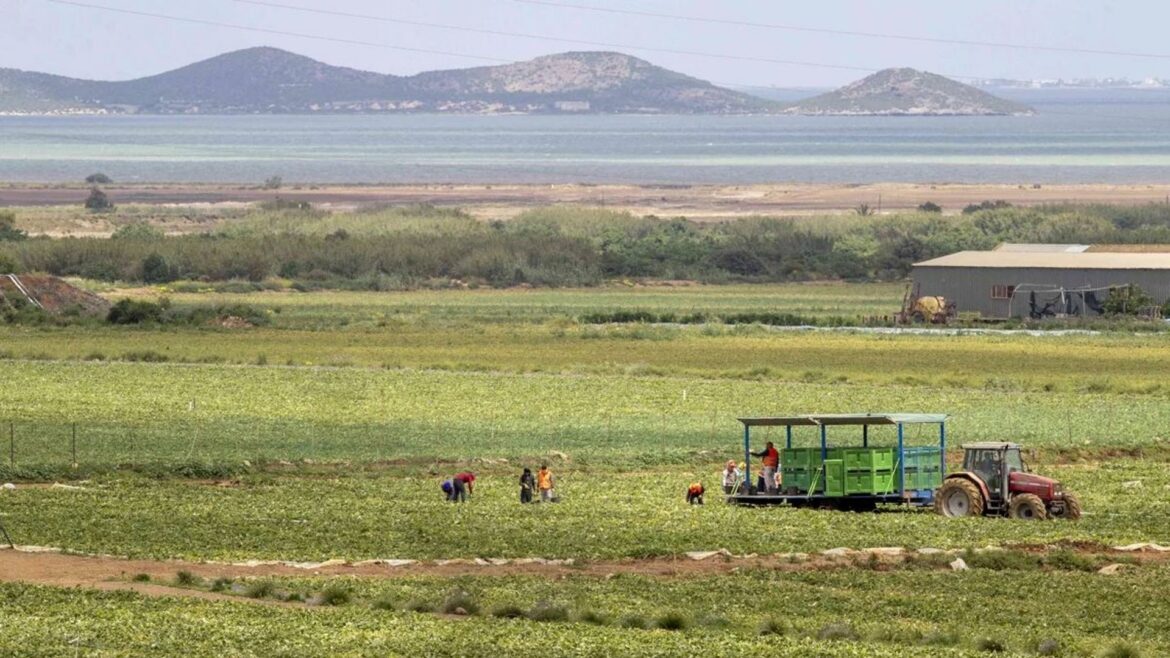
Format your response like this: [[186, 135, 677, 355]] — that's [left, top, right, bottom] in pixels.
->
[[2, 542, 1166, 607], [5, 182, 1170, 220]]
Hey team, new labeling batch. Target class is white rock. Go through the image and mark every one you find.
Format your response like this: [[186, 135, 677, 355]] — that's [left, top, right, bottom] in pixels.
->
[[916, 547, 945, 555], [821, 547, 854, 558], [1, 483, 15, 490], [863, 547, 904, 556], [1121, 480, 1143, 489], [1097, 563, 1127, 575], [1114, 542, 1170, 552], [685, 549, 732, 561], [949, 558, 969, 571]]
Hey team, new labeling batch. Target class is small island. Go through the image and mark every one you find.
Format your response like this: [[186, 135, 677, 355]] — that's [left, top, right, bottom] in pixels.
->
[[785, 67, 1035, 116]]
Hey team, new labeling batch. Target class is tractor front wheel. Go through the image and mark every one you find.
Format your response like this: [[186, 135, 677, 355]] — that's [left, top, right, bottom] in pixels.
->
[[1051, 492, 1083, 520], [935, 479, 984, 518], [1008, 493, 1048, 520]]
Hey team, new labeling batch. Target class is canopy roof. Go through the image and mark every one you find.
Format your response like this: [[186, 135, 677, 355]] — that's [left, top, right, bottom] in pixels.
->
[[738, 414, 947, 427]]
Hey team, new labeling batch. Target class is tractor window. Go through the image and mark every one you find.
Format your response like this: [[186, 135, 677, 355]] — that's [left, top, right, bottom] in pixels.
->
[[1005, 449, 1024, 474]]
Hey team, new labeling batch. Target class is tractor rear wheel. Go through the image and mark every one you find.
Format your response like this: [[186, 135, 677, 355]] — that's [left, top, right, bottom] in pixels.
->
[[935, 479, 984, 518], [1008, 493, 1048, 520], [1051, 492, 1082, 520]]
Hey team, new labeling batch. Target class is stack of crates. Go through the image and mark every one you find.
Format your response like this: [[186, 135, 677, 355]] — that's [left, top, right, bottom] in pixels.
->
[[826, 447, 896, 495], [898, 446, 943, 492], [780, 447, 821, 494]]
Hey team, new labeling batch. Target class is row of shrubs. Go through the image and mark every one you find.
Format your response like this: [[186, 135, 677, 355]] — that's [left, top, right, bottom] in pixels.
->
[[10, 201, 1170, 285], [579, 310, 861, 327]]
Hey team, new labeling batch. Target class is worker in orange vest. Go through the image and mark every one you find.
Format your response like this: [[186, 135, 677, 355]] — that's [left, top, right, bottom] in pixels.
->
[[752, 441, 780, 494], [537, 464, 556, 502]]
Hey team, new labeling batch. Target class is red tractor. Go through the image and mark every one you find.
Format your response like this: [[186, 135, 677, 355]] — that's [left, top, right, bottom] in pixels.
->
[[935, 443, 1081, 520]]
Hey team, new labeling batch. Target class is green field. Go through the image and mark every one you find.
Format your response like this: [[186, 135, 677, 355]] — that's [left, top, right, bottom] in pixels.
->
[[2, 282, 1169, 656]]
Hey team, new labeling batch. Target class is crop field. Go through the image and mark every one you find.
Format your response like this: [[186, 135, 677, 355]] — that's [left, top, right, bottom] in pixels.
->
[[1, 283, 1169, 656], [3, 564, 1168, 657]]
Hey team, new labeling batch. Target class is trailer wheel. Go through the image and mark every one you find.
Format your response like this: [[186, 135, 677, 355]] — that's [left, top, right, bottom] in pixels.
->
[[1051, 492, 1082, 520], [935, 478, 984, 517], [1008, 493, 1047, 520]]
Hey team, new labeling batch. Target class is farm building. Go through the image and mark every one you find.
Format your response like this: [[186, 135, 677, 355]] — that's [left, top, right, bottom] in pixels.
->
[[912, 245, 1170, 319]]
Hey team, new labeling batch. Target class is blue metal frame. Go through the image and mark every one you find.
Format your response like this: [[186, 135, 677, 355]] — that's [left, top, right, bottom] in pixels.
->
[[897, 423, 905, 498], [742, 424, 752, 492], [731, 415, 949, 508]]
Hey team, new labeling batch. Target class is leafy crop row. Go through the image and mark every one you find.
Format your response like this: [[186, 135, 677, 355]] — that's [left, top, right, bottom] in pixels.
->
[[5, 461, 1166, 561]]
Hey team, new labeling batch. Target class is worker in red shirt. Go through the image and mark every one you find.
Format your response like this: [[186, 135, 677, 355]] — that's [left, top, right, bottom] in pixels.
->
[[452, 472, 475, 502], [752, 441, 780, 494]]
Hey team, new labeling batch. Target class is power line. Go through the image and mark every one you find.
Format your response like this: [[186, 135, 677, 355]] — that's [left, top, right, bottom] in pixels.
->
[[229, 0, 877, 75], [41, 0, 510, 63], [513, 0, 1170, 61]]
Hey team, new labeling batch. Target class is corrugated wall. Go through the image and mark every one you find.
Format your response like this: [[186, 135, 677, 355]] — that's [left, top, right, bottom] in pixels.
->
[[912, 266, 1170, 318]]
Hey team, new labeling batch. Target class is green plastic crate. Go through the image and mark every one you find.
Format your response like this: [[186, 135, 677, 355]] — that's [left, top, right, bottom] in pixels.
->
[[898, 466, 943, 491], [844, 470, 896, 495], [779, 468, 821, 494], [823, 459, 845, 497], [843, 448, 896, 472], [902, 446, 943, 472], [781, 448, 818, 470]]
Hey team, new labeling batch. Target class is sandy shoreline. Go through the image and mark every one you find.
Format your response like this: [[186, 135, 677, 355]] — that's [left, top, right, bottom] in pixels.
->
[[3, 182, 1170, 219]]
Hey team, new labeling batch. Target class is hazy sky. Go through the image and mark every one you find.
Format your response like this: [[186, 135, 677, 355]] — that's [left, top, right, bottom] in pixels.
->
[[6, 0, 1170, 87]]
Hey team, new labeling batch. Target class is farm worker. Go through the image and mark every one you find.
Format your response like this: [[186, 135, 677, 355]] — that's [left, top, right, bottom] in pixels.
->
[[686, 482, 705, 505], [450, 475, 467, 503], [454, 471, 476, 496], [752, 441, 780, 494], [537, 464, 555, 502], [519, 468, 536, 504], [722, 460, 741, 495], [440, 479, 454, 500]]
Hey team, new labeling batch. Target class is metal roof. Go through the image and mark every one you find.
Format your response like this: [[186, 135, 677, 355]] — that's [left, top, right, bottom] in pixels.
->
[[738, 414, 947, 427], [994, 243, 1089, 253], [914, 251, 1170, 270], [961, 442, 1021, 449]]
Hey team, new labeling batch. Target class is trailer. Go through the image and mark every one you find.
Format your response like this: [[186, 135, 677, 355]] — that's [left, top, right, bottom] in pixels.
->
[[728, 413, 947, 509]]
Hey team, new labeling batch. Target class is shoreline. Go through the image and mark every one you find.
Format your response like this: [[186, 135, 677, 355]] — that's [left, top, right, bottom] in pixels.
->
[[3, 181, 1170, 219]]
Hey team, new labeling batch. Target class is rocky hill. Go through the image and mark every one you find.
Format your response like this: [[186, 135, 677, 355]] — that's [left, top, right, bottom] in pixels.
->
[[0, 48, 776, 115], [785, 68, 1034, 116]]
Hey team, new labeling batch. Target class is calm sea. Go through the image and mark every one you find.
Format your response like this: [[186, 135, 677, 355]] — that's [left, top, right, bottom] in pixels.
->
[[2, 89, 1169, 185]]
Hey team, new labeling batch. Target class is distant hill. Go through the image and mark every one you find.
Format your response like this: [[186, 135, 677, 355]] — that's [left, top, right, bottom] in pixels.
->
[[0, 47, 777, 115], [784, 68, 1034, 116]]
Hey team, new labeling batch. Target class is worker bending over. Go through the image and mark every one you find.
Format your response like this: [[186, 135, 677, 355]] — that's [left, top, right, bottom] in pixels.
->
[[686, 482, 705, 505]]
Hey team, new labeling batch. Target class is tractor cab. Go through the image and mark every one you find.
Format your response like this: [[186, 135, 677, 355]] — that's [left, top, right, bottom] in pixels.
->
[[962, 442, 1026, 501]]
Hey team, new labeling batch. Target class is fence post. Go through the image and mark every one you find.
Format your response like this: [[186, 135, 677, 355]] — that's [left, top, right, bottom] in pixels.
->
[[72, 423, 78, 466], [8, 421, 13, 467]]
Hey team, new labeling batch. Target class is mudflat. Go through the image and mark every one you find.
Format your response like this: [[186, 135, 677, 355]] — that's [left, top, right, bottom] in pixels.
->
[[3, 181, 1169, 219]]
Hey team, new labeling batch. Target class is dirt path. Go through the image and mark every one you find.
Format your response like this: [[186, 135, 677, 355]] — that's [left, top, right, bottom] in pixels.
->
[[2, 542, 1167, 593]]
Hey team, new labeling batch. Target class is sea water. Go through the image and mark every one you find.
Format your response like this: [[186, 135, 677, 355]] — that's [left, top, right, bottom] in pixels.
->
[[1, 89, 1168, 184]]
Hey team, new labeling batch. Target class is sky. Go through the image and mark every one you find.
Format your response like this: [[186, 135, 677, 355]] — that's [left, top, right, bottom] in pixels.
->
[[5, 0, 1170, 87]]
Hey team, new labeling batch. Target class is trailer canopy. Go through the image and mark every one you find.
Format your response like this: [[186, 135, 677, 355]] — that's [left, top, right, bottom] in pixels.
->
[[737, 414, 948, 427]]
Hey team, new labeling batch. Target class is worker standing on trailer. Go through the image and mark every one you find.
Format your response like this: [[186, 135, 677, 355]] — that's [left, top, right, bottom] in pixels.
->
[[537, 463, 556, 502], [752, 441, 780, 494]]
